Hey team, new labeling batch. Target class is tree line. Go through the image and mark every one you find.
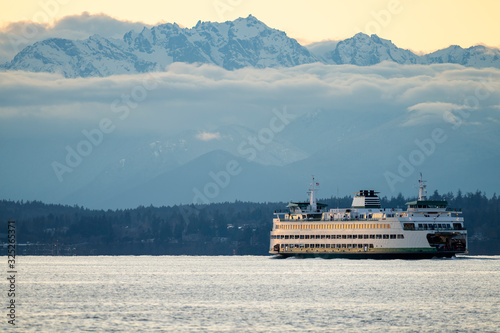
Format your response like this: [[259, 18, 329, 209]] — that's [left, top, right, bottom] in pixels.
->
[[1, 189, 498, 255]]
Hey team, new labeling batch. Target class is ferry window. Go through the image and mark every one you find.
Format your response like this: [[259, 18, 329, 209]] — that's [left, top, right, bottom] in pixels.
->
[[418, 224, 423, 229], [295, 235, 300, 239], [347, 244, 352, 248], [285, 235, 289, 239], [342, 244, 347, 248], [383, 235, 389, 239], [326, 235, 331, 239], [370, 235, 375, 239], [315, 244, 320, 248], [280, 244, 284, 248], [342, 235, 347, 239], [403, 223, 415, 230], [347, 235, 352, 239], [364, 235, 369, 239], [326, 244, 331, 248], [320, 244, 325, 248], [369, 244, 374, 248], [358, 244, 364, 248], [437, 224, 442, 228], [300, 235, 304, 239], [315, 235, 321, 239], [397, 234, 404, 239], [321, 235, 326, 239], [352, 235, 357, 239], [376, 235, 382, 239], [390, 234, 396, 239]]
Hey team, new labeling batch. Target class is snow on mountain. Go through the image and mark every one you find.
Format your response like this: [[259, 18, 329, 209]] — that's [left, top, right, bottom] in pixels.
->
[[422, 45, 500, 68], [125, 15, 316, 69], [3, 15, 316, 77], [326, 33, 420, 66], [3, 16, 500, 77], [4, 35, 156, 77]]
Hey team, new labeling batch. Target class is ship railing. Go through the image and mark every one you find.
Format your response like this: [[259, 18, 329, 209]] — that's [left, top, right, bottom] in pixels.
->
[[276, 218, 381, 222], [413, 226, 467, 231]]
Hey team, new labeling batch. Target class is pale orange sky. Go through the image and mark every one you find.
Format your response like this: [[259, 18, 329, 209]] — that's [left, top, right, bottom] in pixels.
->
[[2, 0, 499, 53]]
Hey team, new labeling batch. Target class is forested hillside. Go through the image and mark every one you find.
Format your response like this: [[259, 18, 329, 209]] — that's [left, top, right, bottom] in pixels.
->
[[1, 190, 498, 255]]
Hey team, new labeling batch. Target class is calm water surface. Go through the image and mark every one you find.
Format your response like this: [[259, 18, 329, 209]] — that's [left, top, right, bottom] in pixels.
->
[[8, 255, 500, 332]]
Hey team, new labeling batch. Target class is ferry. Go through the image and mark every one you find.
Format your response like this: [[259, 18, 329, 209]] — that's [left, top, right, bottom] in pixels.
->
[[269, 175, 467, 259]]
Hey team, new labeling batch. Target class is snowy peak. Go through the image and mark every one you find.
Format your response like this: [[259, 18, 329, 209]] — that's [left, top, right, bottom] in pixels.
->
[[3, 15, 315, 77], [3, 15, 500, 77], [327, 33, 419, 65], [423, 44, 500, 67]]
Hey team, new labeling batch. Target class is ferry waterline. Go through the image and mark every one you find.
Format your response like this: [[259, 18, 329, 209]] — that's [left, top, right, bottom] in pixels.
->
[[269, 176, 467, 259]]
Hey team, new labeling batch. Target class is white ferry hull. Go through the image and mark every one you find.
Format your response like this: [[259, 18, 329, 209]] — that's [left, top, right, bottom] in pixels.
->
[[273, 250, 462, 260]]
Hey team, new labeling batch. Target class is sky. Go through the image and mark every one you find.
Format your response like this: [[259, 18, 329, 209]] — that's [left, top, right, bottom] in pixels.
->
[[1, 0, 499, 53], [1, 0, 500, 207]]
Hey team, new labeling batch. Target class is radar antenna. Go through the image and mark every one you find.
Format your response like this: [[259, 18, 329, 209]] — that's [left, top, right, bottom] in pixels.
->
[[418, 172, 427, 201]]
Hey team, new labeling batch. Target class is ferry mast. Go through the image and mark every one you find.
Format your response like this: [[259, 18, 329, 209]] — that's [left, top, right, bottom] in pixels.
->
[[308, 176, 318, 212], [418, 173, 427, 200]]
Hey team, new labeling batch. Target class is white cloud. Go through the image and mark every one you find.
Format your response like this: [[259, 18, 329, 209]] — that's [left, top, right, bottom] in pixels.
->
[[0, 12, 151, 63], [1, 62, 499, 138], [404, 102, 468, 126], [195, 131, 221, 141]]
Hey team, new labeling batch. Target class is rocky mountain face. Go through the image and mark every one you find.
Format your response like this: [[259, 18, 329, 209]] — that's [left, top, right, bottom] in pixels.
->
[[2, 15, 500, 77], [3, 15, 315, 77]]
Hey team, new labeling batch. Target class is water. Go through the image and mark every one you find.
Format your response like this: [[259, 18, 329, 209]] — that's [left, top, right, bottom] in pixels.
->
[[7, 256, 500, 332]]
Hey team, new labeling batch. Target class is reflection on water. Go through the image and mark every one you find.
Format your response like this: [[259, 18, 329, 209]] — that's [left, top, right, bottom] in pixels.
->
[[15, 255, 500, 332]]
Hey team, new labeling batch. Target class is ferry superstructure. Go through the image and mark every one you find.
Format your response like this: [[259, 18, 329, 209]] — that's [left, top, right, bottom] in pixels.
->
[[269, 176, 467, 259]]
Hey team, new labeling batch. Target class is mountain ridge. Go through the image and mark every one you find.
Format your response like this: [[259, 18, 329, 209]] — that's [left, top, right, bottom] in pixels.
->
[[2, 15, 500, 77]]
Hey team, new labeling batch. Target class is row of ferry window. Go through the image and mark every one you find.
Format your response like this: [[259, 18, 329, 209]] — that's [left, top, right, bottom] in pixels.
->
[[275, 223, 391, 230], [418, 223, 453, 229], [271, 234, 404, 240], [280, 243, 375, 249]]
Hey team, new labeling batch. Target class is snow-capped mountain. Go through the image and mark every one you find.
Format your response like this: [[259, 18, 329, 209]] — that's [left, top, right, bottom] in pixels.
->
[[325, 33, 420, 65], [422, 44, 500, 68], [123, 15, 314, 70], [3, 15, 315, 77], [4, 35, 157, 77], [2, 15, 500, 77]]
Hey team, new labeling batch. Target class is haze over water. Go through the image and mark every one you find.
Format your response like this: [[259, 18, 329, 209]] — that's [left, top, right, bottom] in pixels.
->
[[16, 255, 500, 332]]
